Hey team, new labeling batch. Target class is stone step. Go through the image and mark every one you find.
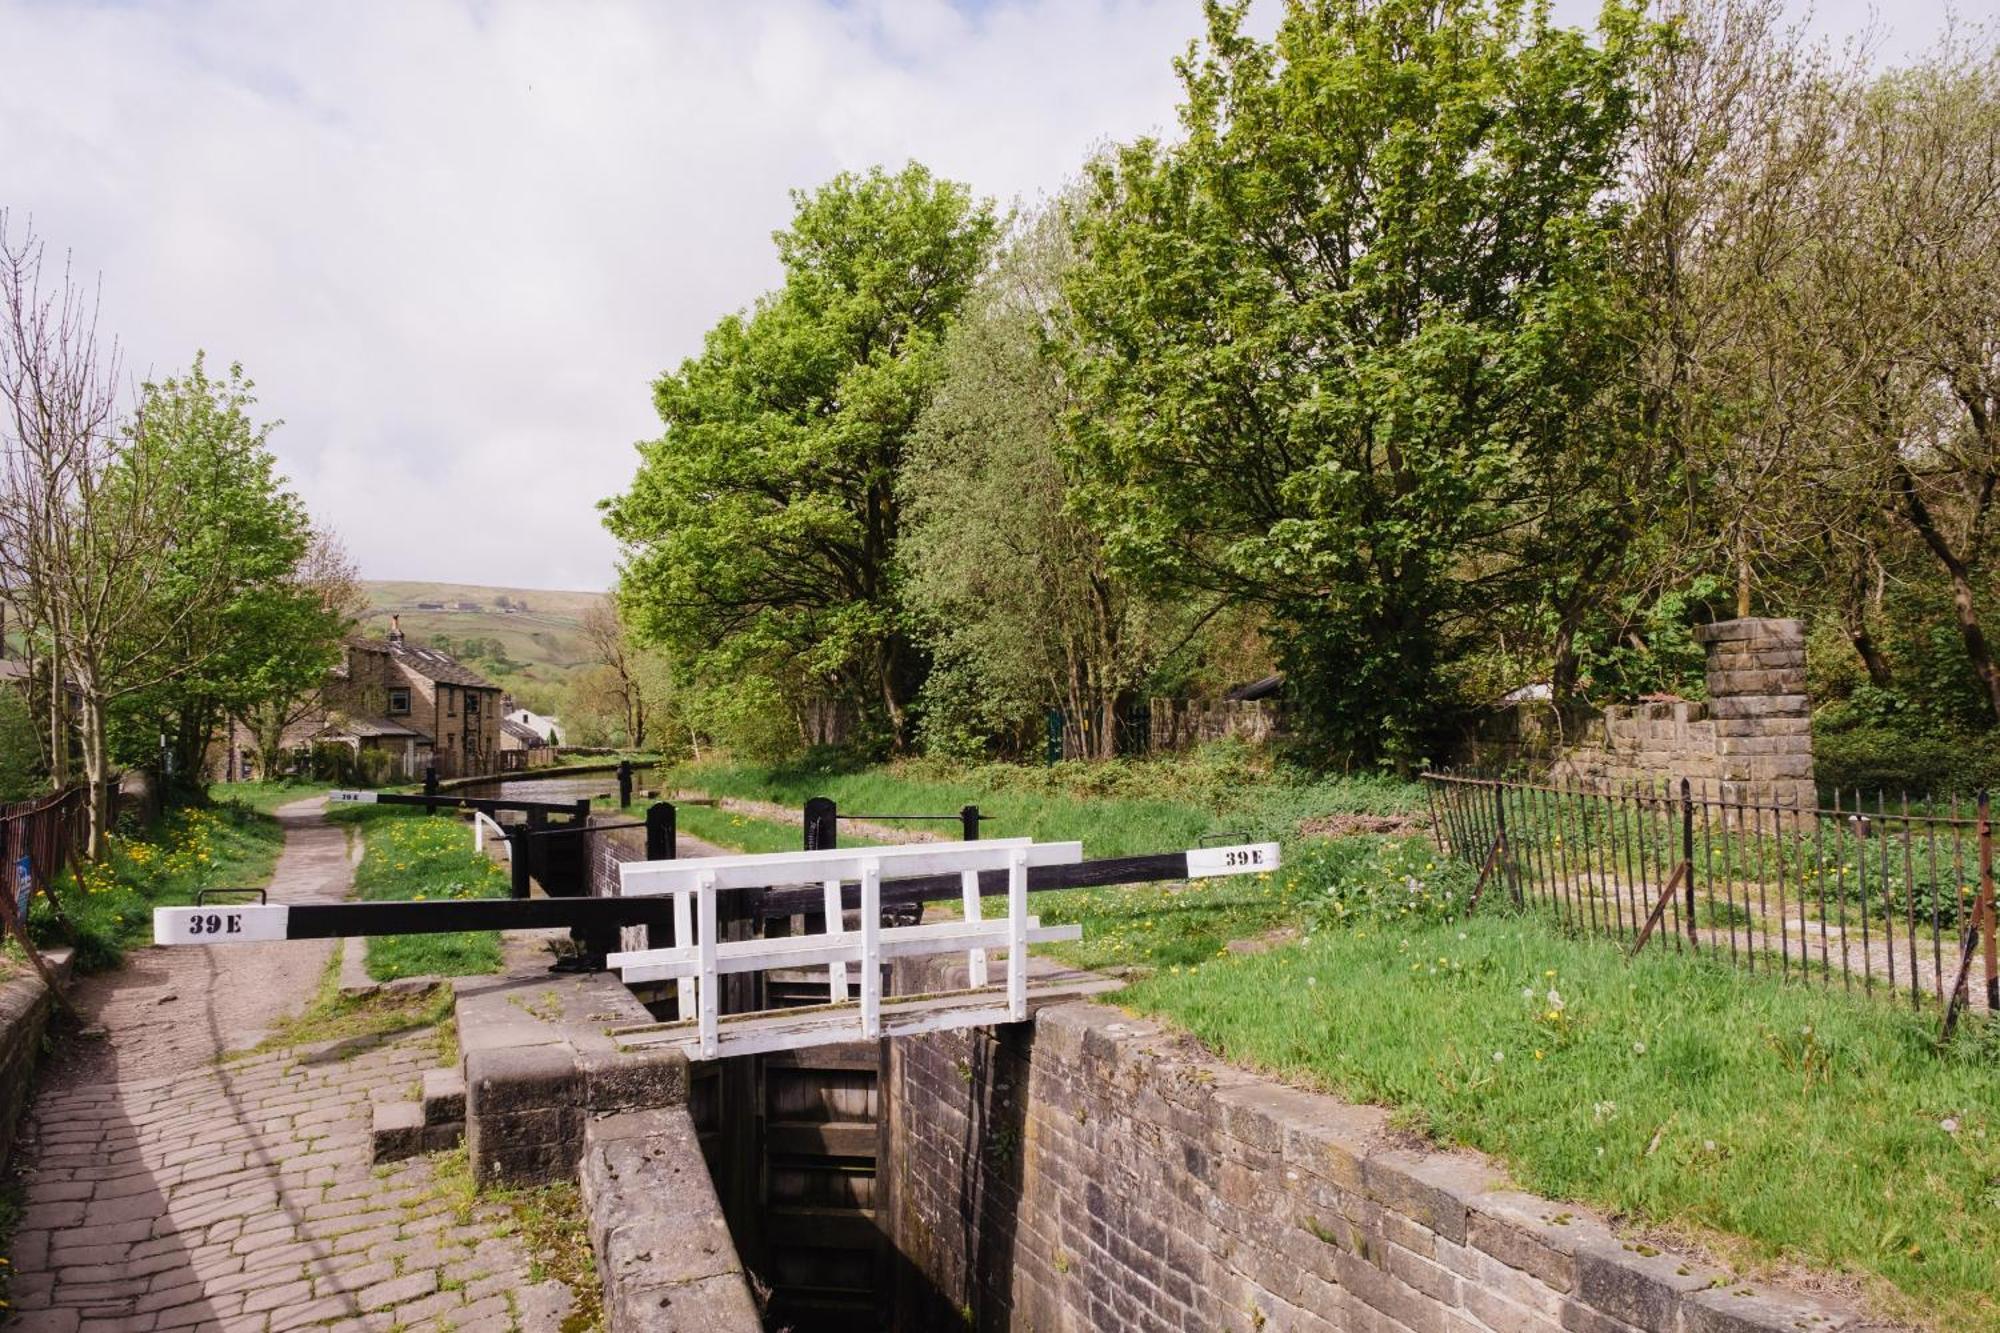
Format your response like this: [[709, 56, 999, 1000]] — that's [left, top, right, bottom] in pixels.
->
[[372, 1099, 464, 1163], [422, 1066, 467, 1127]]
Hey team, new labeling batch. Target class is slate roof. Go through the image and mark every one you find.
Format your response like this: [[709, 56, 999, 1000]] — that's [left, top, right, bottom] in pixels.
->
[[343, 635, 498, 691], [332, 714, 426, 740], [499, 718, 546, 746], [1224, 674, 1284, 702], [387, 642, 498, 690]]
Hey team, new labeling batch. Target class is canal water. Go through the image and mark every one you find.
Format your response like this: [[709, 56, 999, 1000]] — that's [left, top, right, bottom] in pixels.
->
[[452, 765, 665, 805]]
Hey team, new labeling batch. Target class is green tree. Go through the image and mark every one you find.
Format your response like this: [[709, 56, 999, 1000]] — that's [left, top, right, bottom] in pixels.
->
[[902, 203, 1186, 758], [110, 357, 349, 795], [604, 163, 998, 754], [0, 685, 40, 800], [1064, 0, 1646, 767]]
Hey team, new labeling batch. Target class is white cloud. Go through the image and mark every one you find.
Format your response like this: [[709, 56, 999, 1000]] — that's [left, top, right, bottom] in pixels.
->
[[0, 0, 1960, 590]]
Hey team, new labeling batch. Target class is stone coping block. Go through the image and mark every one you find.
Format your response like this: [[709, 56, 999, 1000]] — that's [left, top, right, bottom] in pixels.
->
[[579, 1108, 762, 1332], [1693, 618, 1805, 645], [454, 967, 690, 1188], [1030, 1000, 1864, 1333]]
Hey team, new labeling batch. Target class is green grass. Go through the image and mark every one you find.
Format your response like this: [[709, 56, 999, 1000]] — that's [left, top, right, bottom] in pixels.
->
[[667, 745, 1423, 859], [421, 1146, 603, 1332], [244, 942, 455, 1056], [15, 802, 286, 972], [209, 779, 337, 816], [331, 806, 508, 981], [1121, 905, 2000, 1330], [669, 801, 881, 855]]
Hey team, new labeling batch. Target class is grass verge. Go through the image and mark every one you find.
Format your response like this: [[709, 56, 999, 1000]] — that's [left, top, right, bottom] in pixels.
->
[[247, 942, 455, 1057], [666, 744, 1423, 858], [207, 779, 336, 815], [16, 801, 285, 973], [669, 801, 882, 855], [329, 806, 508, 981], [0, 1172, 23, 1317]]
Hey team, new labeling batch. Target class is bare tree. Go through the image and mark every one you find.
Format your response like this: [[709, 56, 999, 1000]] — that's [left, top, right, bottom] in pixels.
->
[[579, 600, 648, 749], [0, 214, 223, 854], [1822, 29, 2000, 719], [241, 530, 363, 776]]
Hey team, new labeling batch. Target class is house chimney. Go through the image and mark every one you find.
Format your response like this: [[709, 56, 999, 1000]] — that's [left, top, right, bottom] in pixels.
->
[[388, 614, 404, 645]]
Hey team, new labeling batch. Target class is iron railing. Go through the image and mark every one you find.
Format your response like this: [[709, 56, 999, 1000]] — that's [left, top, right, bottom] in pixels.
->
[[1, 785, 84, 1002], [1422, 772, 1998, 1037]]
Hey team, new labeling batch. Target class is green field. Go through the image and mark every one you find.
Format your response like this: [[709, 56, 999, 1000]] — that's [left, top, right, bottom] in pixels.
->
[[358, 579, 607, 699], [15, 801, 287, 973]]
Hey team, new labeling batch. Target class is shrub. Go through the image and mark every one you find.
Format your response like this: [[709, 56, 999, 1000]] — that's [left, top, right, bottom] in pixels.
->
[[1290, 836, 1476, 932], [1811, 724, 2000, 798]]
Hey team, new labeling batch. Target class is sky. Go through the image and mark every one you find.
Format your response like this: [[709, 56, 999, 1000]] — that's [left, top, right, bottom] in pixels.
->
[[0, 0, 1966, 592]]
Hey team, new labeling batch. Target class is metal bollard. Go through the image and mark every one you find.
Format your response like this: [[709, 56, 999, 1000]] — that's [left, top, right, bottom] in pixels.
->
[[804, 796, 837, 851]]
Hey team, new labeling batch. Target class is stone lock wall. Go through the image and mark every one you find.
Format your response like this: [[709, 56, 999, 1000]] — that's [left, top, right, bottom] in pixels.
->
[[888, 986, 1860, 1333], [1552, 617, 1816, 808], [0, 953, 71, 1174]]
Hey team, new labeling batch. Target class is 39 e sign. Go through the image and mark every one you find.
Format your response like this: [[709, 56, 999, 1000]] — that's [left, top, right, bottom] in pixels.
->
[[1183, 842, 1282, 879], [154, 904, 290, 946]]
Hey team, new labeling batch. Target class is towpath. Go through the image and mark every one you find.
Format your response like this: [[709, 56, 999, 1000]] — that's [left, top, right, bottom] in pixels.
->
[[5, 798, 571, 1333]]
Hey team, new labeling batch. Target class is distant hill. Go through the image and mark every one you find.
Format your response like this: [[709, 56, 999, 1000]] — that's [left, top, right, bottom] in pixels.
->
[[356, 581, 608, 704]]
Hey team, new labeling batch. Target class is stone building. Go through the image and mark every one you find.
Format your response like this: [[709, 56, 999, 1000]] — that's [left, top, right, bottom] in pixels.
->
[[283, 618, 504, 779]]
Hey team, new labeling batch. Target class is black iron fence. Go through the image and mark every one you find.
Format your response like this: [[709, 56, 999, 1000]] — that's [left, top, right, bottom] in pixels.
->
[[1422, 772, 1998, 1036], [0, 786, 84, 1001]]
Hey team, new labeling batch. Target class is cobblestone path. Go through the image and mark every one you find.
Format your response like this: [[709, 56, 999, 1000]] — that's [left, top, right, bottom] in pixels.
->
[[5, 801, 572, 1333]]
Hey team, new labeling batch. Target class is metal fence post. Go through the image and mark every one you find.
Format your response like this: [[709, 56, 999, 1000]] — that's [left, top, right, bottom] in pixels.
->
[[617, 760, 633, 809], [804, 796, 837, 851], [424, 763, 439, 816], [1983, 790, 1998, 1013], [645, 801, 676, 861], [960, 804, 981, 842], [1682, 778, 1697, 942], [1491, 785, 1520, 907], [510, 820, 532, 900]]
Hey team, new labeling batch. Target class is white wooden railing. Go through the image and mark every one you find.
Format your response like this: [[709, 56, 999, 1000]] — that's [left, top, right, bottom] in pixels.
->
[[609, 839, 1084, 1059], [471, 809, 510, 859]]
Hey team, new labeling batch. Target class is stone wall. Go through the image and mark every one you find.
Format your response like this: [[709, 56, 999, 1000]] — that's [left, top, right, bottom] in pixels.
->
[[0, 952, 70, 1174], [1149, 698, 1282, 752], [888, 984, 1861, 1333], [1551, 617, 1816, 808]]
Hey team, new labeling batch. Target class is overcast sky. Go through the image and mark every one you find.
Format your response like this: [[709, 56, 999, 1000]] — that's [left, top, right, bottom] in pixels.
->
[[0, 0, 1962, 592]]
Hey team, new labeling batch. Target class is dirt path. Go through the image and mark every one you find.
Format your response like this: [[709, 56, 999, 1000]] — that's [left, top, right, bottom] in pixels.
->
[[1548, 875, 1995, 1014], [679, 791, 939, 845], [38, 797, 358, 1092]]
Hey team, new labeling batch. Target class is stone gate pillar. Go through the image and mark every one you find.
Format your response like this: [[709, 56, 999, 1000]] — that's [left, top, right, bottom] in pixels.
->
[[1692, 617, 1817, 809]]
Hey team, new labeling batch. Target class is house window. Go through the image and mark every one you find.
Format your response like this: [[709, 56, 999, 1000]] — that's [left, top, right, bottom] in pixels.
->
[[446, 687, 456, 717], [387, 688, 410, 715]]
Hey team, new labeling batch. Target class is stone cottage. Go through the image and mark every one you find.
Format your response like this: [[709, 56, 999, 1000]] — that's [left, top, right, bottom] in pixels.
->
[[285, 618, 504, 779]]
